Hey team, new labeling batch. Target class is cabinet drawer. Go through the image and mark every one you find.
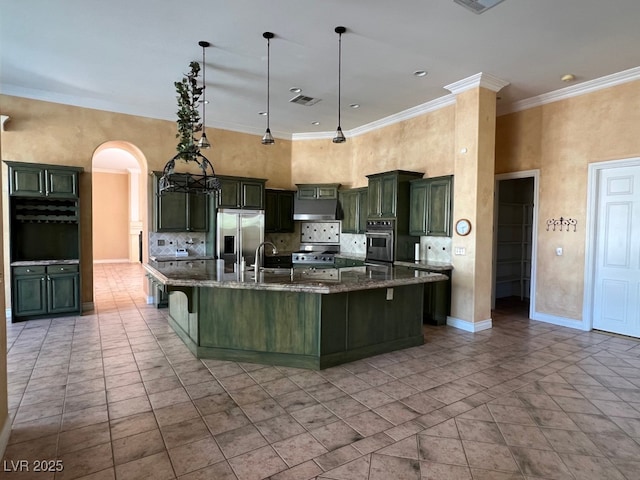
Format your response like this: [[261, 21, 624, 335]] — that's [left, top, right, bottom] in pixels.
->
[[47, 264, 79, 274], [13, 266, 46, 275]]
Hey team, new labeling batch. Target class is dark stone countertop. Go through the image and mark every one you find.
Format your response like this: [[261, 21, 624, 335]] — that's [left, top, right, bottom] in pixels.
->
[[144, 260, 448, 294], [11, 259, 80, 266]]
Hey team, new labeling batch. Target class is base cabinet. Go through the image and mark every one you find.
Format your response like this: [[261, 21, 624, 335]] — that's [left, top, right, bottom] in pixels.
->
[[12, 264, 80, 320]]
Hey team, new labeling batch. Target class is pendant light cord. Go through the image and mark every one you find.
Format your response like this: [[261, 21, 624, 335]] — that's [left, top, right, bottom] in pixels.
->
[[201, 45, 206, 129], [337, 30, 342, 128], [266, 35, 271, 130]]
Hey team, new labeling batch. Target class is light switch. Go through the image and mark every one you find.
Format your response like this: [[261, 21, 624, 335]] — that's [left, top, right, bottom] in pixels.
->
[[556, 247, 563, 256], [454, 247, 466, 255], [386, 288, 394, 300]]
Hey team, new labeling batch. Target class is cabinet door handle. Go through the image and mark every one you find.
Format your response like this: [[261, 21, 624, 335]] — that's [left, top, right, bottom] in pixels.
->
[[26, 269, 31, 273]]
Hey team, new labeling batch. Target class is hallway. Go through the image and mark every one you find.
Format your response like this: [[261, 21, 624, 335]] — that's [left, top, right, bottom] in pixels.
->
[[3, 263, 640, 479]]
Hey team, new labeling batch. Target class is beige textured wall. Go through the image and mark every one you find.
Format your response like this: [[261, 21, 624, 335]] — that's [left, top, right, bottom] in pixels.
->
[[496, 80, 640, 319], [92, 172, 129, 261], [0, 124, 7, 443], [0, 95, 293, 306], [292, 107, 456, 187], [450, 87, 497, 324]]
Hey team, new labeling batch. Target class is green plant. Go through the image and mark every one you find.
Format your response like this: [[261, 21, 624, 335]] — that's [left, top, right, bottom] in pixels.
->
[[175, 61, 204, 159]]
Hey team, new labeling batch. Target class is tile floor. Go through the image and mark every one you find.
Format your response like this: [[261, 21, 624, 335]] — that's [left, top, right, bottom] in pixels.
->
[[3, 263, 640, 479]]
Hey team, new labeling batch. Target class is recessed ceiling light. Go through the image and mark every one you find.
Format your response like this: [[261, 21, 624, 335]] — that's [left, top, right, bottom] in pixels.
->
[[561, 73, 576, 82], [413, 70, 427, 77], [258, 111, 267, 116], [311, 121, 320, 126], [349, 103, 360, 109], [289, 87, 302, 93]]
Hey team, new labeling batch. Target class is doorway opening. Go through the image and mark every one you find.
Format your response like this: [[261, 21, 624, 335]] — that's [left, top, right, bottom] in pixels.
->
[[91, 142, 148, 265], [493, 172, 538, 318]]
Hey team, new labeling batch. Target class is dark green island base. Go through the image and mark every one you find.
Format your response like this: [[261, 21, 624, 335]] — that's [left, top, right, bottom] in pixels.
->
[[145, 261, 447, 369]]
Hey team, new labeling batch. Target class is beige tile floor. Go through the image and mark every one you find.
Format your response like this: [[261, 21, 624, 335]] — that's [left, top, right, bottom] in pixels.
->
[[3, 263, 640, 479]]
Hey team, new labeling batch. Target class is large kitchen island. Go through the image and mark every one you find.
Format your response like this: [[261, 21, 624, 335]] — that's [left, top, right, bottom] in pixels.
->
[[144, 260, 448, 369]]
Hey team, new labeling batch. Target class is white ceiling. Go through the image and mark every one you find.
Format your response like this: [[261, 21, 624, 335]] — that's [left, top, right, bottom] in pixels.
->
[[2, 0, 640, 140]]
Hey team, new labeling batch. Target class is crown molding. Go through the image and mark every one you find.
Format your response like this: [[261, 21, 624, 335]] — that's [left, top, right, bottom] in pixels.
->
[[499, 65, 640, 115], [292, 94, 456, 141], [444, 72, 510, 95]]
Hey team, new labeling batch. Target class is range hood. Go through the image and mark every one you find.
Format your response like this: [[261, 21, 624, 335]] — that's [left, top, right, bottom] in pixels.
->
[[293, 197, 338, 220]]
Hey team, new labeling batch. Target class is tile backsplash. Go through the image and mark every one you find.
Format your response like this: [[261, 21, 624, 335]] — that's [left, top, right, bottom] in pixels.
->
[[418, 236, 452, 263], [149, 232, 207, 257], [340, 233, 366, 257]]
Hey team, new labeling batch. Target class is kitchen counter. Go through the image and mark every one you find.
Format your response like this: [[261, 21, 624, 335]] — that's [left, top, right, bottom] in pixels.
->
[[11, 259, 80, 266], [144, 260, 447, 294], [144, 260, 448, 369], [393, 260, 453, 272]]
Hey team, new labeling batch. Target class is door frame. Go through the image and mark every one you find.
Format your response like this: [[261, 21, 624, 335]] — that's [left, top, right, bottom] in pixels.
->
[[584, 156, 640, 331], [492, 169, 540, 320]]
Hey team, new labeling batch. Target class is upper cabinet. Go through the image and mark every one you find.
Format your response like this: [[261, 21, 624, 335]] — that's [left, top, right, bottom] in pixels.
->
[[296, 183, 340, 200], [217, 176, 266, 209], [366, 170, 423, 219], [152, 172, 209, 232], [8, 162, 79, 198], [265, 189, 295, 233], [409, 175, 453, 237], [338, 187, 368, 234]]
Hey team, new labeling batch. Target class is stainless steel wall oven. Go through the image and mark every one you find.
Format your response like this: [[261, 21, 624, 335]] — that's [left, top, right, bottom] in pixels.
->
[[365, 219, 395, 264]]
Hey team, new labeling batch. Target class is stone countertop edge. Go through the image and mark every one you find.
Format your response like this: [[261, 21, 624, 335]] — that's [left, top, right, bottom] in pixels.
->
[[394, 260, 453, 271], [143, 263, 448, 295], [11, 259, 80, 266], [148, 255, 215, 262]]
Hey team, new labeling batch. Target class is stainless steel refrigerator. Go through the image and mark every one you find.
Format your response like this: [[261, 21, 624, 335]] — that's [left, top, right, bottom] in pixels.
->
[[216, 209, 264, 271]]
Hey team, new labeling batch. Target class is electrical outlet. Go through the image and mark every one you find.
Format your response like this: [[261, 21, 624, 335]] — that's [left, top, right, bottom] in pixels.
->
[[157, 239, 165, 246], [556, 247, 563, 256], [454, 247, 466, 255], [386, 288, 394, 300]]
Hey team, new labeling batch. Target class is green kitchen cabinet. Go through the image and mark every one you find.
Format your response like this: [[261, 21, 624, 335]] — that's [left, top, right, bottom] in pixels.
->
[[295, 183, 340, 200], [12, 264, 80, 320], [48, 266, 80, 314], [265, 189, 295, 233], [12, 266, 48, 318], [409, 175, 453, 237], [366, 171, 423, 219], [153, 173, 209, 232], [339, 187, 368, 234], [217, 176, 266, 209], [7, 162, 80, 198]]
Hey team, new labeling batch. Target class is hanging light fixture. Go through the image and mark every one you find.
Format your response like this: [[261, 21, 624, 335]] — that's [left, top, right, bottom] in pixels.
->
[[197, 40, 211, 149], [158, 43, 220, 196], [333, 26, 346, 144], [261, 32, 275, 145]]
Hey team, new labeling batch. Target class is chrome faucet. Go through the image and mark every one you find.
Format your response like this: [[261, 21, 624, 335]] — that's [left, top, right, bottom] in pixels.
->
[[254, 241, 278, 279]]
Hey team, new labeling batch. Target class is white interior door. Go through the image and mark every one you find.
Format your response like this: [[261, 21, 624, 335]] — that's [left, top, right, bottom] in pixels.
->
[[592, 165, 640, 337]]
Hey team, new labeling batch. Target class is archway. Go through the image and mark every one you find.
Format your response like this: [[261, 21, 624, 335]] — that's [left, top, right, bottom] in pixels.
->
[[91, 142, 148, 264]]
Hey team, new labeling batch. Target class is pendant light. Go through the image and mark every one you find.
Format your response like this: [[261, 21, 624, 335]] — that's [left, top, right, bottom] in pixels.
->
[[333, 26, 346, 144], [261, 32, 275, 145], [197, 40, 211, 149]]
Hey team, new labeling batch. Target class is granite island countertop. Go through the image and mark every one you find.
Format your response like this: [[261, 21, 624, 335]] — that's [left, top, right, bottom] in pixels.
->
[[144, 259, 448, 294], [393, 260, 453, 272]]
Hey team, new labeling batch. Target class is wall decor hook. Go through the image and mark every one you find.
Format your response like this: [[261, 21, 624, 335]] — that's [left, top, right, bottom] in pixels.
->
[[546, 217, 577, 232]]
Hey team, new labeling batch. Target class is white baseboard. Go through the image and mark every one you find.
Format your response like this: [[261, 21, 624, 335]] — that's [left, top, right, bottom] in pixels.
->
[[146, 296, 154, 305], [446, 316, 493, 332], [0, 413, 12, 461], [5, 308, 10, 320], [531, 311, 588, 331], [93, 259, 131, 264]]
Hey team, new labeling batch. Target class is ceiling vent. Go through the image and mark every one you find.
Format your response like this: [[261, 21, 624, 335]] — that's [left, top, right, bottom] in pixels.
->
[[289, 94, 321, 106], [453, 0, 506, 14]]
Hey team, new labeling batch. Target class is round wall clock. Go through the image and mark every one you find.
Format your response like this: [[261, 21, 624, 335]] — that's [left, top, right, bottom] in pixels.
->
[[455, 219, 471, 236]]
